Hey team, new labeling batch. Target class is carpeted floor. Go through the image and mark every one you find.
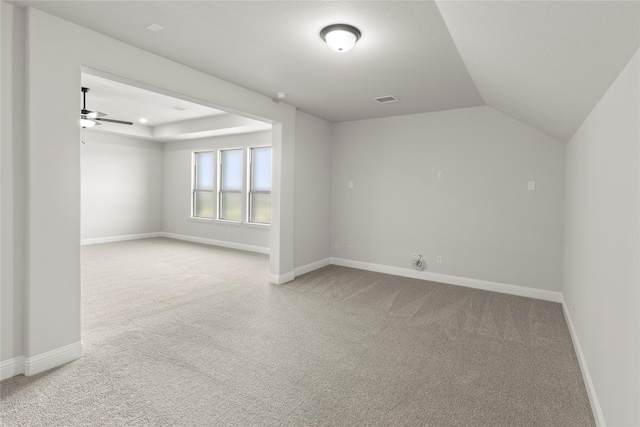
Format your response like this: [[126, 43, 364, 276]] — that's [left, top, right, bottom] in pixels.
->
[[1, 238, 594, 426]]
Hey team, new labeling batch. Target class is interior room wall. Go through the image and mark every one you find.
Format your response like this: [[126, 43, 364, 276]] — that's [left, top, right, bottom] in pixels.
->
[[331, 106, 565, 292], [163, 131, 272, 251], [294, 111, 332, 271], [563, 49, 639, 427], [81, 132, 163, 242], [2, 6, 295, 377], [1, 2, 26, 368]]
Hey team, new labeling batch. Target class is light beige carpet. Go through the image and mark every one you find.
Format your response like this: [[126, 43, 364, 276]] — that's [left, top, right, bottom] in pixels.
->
[[0, 238, 594, 426]]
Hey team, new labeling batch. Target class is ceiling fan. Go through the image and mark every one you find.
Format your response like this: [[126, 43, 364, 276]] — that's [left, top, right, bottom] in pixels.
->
[[80, 87, 133, 128]]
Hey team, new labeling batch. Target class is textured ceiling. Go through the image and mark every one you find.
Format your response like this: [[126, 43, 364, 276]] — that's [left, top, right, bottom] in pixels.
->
[[11, 0, 640, 142], [81, 73, 270, 141], [82, 73, 224, 127], [437, 0, 640, 142]]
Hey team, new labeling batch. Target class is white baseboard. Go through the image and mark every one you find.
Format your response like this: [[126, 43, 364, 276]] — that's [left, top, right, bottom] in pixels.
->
[[1, 355, 25, 380], [161, 232, 270, 255], [269, 271, 295, 285], [2, 342, 83, 380], [24, 341, 82, 377], [562, 303, 605, 426], [329, 257, 563, 303], [294, 258, 331, 277], [81, 232, 162, 246]]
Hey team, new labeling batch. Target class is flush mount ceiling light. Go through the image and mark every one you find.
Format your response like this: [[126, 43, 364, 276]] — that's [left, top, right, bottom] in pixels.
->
[[320, 24, 361, 52]]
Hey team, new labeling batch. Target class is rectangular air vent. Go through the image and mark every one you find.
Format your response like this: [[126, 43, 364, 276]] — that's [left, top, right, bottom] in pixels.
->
[[373, 95, 399, 104], [146, 23, 164, 33], [170, 105, 188, 111]]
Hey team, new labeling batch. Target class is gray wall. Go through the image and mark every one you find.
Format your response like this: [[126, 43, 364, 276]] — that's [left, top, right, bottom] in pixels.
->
[[162, 131, 272, 250], [563, 50, 639, 426], [3, 9, 637, 421], [294, 111, 332, 269], [1, 2, 26, 363], [331, 106, 565, 291], [1, 6, 296, 374], [81, 132, 163, 241]]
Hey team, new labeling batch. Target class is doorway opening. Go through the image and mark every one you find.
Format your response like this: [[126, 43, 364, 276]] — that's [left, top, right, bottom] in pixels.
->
[[79, 69, 276, 350]]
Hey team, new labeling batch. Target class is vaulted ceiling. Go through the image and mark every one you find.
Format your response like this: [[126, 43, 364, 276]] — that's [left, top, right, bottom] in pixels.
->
[[11, 0, 640, 142]]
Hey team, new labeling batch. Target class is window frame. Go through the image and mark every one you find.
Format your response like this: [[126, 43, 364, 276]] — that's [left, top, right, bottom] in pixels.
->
[[217, 147, 244, 223], [191, 150, 215, 220], [247, 145, 272, 225]]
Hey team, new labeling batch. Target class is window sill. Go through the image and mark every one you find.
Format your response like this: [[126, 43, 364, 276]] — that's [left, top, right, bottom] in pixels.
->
[[245, 222, 271, 229], [189, 217, 270, 228], [190, 217, 213, 222], [215, 219, 243, 226]]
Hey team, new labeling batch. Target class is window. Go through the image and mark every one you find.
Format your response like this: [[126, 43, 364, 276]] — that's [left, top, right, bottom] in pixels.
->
[[191, 146, 271, 225], [218, 148, 243, 221], [248, 146, 271, 224], [192, 151, 214, 219]]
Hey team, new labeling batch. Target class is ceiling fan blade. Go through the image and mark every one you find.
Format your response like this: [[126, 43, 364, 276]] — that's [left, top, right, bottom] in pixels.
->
[[81, 87, 131, 126], [81, 88, 106, 118], [95, 117, 134, 125], [82, 109, 107, 118]]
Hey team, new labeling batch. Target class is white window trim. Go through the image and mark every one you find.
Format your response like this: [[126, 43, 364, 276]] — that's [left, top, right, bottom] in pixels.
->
[[191, 150, 214, 220], [247, 145, 272, 226], [217, 147, 244, 223]]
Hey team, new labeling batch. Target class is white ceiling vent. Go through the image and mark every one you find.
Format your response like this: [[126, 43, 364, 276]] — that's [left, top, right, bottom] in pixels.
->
[[170, 105, 188, 111], [146, 23, 164, 32], [373, 95, 399, 104]]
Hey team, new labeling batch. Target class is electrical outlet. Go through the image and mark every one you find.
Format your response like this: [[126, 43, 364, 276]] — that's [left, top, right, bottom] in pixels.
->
[[334, 243, 339, 251], [413, 253, 417, 259], [436, 255, 442, 264], [348, 244, 353, 251]]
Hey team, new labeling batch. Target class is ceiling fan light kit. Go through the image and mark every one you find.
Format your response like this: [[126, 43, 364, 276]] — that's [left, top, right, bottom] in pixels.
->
[[320, 24, 361, 52], [80, 118, 97, 128]]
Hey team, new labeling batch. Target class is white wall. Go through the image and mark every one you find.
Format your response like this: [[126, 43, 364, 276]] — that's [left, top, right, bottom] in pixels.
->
[[163, 131, 271, 250], [332, 106, 565, 292], [82, 129, 274, 250], [1, 2, 26, 365], [6, 12, 636, 419], [0, 6, 296, 376], [563, 50, 639, 427], [81, 132, 163, 241], [294, 111, 332, 270]]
